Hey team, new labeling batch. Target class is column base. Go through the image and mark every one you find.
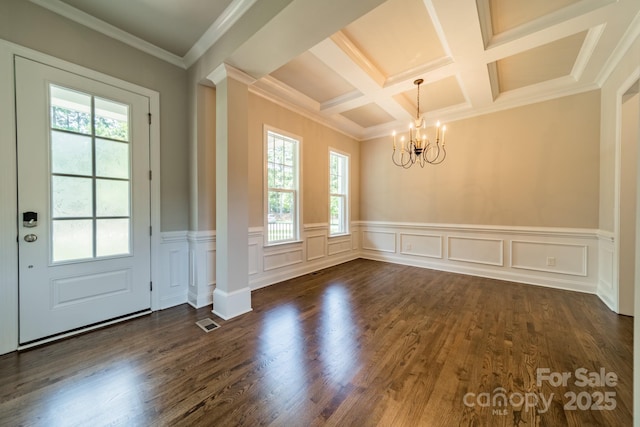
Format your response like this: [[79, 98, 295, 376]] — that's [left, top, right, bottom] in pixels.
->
[[212, 286, 252, 320]]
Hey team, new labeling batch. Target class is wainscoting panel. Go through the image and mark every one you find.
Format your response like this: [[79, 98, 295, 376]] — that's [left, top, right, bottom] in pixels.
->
[[362, 230, 396, 253], [248, 228, 262, 276], [160, 223, 608, 315], [328, 236, 352, 256], [359, 222, 599, 295], [448, 236, 504, 266], [307, 234, 327, 261], [352, 230, 359, 250], [187, 231, 216, 308], [158, 232, 189, 310], [511, 240, 587, 276], [264, 247, 304, 271], [400, 233, 442, 259]]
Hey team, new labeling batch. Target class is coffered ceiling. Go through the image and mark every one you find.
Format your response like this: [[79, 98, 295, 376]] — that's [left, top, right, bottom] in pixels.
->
[[32, 0, 640, 140]]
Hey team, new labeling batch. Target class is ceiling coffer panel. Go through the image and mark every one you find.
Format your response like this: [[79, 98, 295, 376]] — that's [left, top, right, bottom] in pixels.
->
[[496, 31, 587, 93], [340, 103, 396, 128], [394, 77, 467, 116], [341, 0, 446, 79], [270, 52, 357, 104], [487, 0, 581, 35]]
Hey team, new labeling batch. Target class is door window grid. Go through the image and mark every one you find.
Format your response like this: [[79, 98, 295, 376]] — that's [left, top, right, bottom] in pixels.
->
[[49, 85, 131, 262]]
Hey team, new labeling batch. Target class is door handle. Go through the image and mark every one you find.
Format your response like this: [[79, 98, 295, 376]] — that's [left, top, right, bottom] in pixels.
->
[[24, 234, 38, 242]]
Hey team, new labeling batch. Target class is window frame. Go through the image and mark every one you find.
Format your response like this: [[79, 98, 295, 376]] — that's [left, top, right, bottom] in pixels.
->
[[328, 148, 349, 236], [263, 125, 302, 246]]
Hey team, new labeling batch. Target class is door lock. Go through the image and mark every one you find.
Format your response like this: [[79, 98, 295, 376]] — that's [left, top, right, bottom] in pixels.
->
[[24, 234, 37, 242], [23, 211, 38, 228]]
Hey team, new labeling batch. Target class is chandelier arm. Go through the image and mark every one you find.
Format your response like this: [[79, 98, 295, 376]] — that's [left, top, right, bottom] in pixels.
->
[[431, 146, 447, 165], [425, 143, 446, 165]]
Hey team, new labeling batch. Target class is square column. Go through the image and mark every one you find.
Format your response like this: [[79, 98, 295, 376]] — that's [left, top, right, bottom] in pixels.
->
[[208, 64, 255, 319]]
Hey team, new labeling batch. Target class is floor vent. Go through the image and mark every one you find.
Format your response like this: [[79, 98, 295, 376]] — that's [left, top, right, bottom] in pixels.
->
[[195, 318, 220, 332]]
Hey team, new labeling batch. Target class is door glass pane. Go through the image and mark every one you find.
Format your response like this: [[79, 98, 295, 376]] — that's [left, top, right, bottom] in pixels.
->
[[50, 85, 91, 135], [96, 139, 129, 179], [52, 220, 93, 262], [48, 84, 135, 263], [51, 131, 92, 176], [96, 179, 130, 217], [97, 219, 130, 257], [95, 98, 129, 141], [52, 176, 93, 218]]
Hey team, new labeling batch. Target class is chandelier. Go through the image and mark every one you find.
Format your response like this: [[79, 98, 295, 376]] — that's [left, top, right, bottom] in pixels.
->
[[392, 79, 446, 168]]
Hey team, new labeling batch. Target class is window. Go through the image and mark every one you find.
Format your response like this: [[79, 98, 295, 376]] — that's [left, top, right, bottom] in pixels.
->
[[265, 128, 300, 244], [329, 150, 349, 235]]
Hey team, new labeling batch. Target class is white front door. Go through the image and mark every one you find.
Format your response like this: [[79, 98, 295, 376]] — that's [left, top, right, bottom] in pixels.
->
[[16, 56, 151, 344]]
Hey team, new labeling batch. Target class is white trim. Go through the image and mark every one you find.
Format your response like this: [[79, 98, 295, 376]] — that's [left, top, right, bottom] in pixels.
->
[[304, 223, 330, 231], [183, 0, 259, 68], [0, 42, 19, 355], [596, 11, 640, 87], [208, 63, 256, 87], [356, 221, 597, 238]]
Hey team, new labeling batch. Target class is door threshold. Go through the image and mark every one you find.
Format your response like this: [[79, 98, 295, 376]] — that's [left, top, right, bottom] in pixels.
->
[[18, 309, 152, 351]]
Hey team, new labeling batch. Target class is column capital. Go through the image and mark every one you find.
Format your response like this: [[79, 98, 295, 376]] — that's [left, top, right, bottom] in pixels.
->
[[207, 63, 256, 86]]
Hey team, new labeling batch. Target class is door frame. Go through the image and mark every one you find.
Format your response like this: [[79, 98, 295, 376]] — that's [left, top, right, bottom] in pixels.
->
[[0, 39, 162, 354]]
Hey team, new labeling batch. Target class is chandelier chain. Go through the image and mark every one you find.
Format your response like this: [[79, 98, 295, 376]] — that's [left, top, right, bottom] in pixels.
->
[[416, 81, 420, 119]]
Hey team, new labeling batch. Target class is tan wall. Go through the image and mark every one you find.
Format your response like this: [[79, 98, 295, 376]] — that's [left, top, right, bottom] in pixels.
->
[[0, 0, 190, 231], [361, 90, 601, 228], [248, 94, 360, 227]]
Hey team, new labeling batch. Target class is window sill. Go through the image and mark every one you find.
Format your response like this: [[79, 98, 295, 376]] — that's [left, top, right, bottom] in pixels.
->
[[264, 239, 304, 249], [328, 233, 351, 239]]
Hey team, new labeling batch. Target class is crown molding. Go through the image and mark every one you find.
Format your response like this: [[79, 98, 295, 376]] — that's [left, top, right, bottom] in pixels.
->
[[249, 84, 365, 141], [30, 0, 259, 70], [595, 10, 640, 87], [208, 63, 256, 86], [183, 0, 259, 68], [29, 0, 185, 68]]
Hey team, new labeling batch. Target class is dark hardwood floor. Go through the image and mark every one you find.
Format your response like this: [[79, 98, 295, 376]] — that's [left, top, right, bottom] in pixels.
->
[[0, 259, 633, 426]]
